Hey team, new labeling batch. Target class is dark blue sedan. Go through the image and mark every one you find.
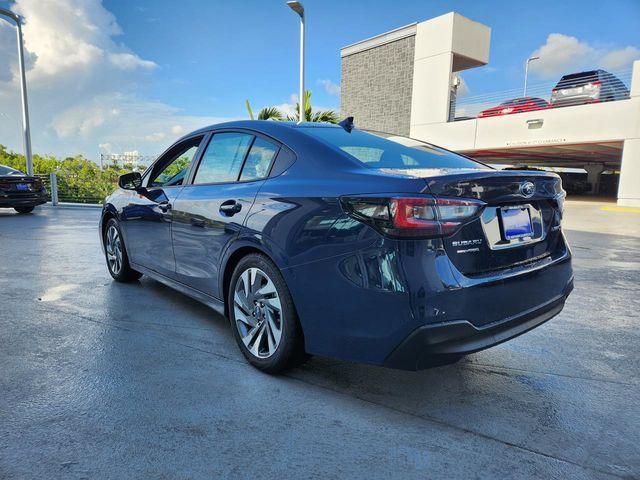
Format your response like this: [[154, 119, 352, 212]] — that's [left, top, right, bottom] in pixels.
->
[[100, 120, 573, 373]]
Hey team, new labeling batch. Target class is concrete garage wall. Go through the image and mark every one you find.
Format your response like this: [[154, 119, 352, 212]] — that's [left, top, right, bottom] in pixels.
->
[[412, 98, 640, 151], [341, 29, 416, 136]]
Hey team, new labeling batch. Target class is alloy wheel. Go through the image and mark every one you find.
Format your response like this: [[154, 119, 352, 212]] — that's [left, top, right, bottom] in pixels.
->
[[233, 267, 283, 359], [105, 225, 123, 275]]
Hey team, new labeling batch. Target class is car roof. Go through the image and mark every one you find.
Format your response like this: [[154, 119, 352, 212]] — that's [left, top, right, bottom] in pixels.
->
[[558, 69, 606, 80], [185, 120, 342, 138]]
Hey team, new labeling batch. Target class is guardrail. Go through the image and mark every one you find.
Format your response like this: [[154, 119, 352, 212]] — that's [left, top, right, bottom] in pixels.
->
[[454, 67, 633, 120], [35, 173, 104, 205]]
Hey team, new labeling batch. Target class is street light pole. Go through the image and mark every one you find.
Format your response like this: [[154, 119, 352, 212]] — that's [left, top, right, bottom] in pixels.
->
[[0, 8, 33, 175], [286, 1, 305, 124], [523, 56, 540, 97]]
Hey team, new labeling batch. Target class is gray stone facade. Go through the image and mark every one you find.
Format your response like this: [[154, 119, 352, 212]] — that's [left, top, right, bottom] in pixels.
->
[[340, 35, 415, 136]]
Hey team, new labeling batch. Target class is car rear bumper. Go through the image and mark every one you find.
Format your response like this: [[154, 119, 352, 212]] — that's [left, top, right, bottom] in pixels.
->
[[281, 223, 573, 369], [383, 279, 573, 370], [0, 192, 48, 208]]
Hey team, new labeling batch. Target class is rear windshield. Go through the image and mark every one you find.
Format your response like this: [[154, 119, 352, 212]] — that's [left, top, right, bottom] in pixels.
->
[[555, 71, 599, 88], [301, 128, 488, 170], [0, 165, 23, 175]]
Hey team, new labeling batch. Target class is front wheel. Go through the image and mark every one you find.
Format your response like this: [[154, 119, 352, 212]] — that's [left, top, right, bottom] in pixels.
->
[[14, 206, 34, 214], [229, 253, 307, 373], [103, 218, 142, 282]]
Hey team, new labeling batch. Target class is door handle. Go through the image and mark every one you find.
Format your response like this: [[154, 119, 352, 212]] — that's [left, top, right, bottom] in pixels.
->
[[219, 200, 242, 216], [158, 201, 171, 213]]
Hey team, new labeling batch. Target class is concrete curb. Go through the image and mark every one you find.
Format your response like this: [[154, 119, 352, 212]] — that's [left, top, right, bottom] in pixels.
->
[[43, 202, 102, 209]]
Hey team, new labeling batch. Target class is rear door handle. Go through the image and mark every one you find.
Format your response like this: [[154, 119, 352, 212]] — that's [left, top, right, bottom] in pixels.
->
[[219, 200, 242, 216]]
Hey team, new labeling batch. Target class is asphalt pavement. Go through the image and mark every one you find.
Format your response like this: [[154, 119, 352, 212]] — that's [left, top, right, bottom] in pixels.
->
[[0, 201, 638, 479]]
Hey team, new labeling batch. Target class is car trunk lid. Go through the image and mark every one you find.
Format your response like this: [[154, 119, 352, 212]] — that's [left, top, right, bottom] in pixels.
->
[[404, 168, 565, 276]]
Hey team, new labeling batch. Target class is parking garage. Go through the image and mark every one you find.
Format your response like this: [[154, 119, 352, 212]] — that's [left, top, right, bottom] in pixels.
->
[[340, 13, 640, 206]]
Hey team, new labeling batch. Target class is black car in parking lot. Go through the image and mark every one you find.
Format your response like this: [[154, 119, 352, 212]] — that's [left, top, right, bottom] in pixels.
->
[[0, 164, 48, 213]]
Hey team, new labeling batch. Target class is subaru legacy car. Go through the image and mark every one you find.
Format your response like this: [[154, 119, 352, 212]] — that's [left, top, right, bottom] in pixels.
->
[[99, 120, 573, 373], [0, 164, 48, 213]]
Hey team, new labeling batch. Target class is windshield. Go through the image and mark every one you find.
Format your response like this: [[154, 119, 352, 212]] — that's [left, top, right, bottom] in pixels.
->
[[0, 165, 24, 176], [301, 127, 488, 170]]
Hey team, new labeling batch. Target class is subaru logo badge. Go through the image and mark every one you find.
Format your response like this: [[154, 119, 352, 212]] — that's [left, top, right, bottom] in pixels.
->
[[520, 181, 535, 198]]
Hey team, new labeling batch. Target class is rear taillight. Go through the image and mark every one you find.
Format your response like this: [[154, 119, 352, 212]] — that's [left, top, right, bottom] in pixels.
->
[[341, 195, 485, 238]]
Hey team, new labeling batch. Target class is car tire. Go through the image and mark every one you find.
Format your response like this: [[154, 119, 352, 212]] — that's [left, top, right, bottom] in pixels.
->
[[228, 253, 307, 374], [14, 206, 34, 214], [103, 218, 142, 282]]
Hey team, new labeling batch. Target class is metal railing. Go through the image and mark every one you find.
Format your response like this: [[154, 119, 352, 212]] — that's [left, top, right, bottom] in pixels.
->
[[36, 173, 104, 205], [454, 67, 633, 120]]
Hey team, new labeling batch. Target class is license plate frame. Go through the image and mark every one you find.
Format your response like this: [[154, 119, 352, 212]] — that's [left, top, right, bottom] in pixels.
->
[[501, 206, 533, 240], [16, 183, 30, 191]]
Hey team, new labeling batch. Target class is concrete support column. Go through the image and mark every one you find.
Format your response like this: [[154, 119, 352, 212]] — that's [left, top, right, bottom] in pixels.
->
[[617, 60, 640, 207], [585, 163, 605, 195], [49, 172, 58, 206], [618, 139, 640, 207]]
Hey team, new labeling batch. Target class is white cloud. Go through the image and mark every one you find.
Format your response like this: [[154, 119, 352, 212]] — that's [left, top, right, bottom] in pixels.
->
[[171, 125, 185, 135], [273, 93, 299, 118], [601, 47, 640, 70], [317, 78, 340, 96], [48, 92, 226, 155], [530, 33, 640, 79], [144, 132, 167, 142], [0, 0, 231, 158]]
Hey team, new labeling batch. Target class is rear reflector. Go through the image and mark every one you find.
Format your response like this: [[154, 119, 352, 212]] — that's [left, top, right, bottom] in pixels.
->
[[341, 195, 485, 238]]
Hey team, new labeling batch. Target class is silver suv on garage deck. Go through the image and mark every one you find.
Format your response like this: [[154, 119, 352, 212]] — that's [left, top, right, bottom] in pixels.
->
[[550, 69, 630, 107]]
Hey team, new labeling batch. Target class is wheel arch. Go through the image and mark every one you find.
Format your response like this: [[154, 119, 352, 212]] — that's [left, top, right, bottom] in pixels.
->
[[220, 241, 281, 318], [99, 204, 119, 246]]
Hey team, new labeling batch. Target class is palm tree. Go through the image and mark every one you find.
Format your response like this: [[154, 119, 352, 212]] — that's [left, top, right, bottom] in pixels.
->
[[245, 101, 284, 121], [245, 91, 338, 123]]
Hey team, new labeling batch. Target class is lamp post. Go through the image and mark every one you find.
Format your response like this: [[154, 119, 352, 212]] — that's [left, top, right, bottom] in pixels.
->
[[523, 56, 540, 97], [0, 8, 33, 175], [286, 1, 305, 124]]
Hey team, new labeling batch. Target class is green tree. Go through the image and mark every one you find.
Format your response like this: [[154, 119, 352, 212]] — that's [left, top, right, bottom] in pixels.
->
[[0, 144, 134, 204]]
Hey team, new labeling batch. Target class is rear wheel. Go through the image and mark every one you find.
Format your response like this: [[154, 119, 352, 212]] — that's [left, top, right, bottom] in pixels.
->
[[14, 206, 34, 214], [228, 253, 306, 373], [104, 218, 142, 282]]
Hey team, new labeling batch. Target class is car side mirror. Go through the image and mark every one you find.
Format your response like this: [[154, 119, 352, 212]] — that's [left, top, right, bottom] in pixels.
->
[[118, 172, 143, 190]]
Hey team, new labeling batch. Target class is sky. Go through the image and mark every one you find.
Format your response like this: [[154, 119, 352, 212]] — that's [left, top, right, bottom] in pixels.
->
[[0, 0, 639, 160]]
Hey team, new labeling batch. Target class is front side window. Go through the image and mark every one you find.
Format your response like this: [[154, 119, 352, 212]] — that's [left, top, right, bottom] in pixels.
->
[[149, 137, 203, 187], [302, 127, 488, 170], [194, 132, 253, 184]]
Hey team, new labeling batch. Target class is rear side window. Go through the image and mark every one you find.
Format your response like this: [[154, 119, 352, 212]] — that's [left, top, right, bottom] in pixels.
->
[[301, 127, 488, 170], [240, 137, 279, 181], [194, 132, 252, 184], [0, 165, 23, 175]]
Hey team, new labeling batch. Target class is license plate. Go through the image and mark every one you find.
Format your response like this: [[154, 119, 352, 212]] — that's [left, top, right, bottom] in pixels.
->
[[562, 87, 582, 95], [16, 183, 30, 191], [501, 207, 533, 240]]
